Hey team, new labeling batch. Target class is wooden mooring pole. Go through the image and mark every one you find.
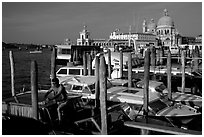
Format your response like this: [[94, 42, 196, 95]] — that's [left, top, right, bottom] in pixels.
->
[[9, 51, 15, 97], [193, 46, 199, 72], [142, 48, 150, 135], [83, 52, 87, 76], [181, 50, 185, 93], [51, 47, 56, 84], [128, 52, 132, 88], [87, 53, 92, 76], [167, 49, 172, 100], [160, 47, 164, 65], [120, 50, 123, 78], [99, 55, 108, 135], [95, 55, 100, 108], [108, 49, 111, 79], [31, 60, 39, 120], [151, 46, 156, 80]]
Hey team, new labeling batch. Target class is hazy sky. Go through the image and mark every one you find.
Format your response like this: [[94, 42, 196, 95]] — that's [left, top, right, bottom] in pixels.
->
[[2, 2, 202, 44]]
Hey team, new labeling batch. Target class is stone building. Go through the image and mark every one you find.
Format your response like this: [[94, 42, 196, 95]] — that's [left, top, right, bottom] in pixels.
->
[[143, 9, 180, 48]]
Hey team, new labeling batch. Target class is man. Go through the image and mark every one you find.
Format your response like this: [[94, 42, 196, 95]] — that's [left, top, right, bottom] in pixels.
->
[[44, 77, 67, 124]]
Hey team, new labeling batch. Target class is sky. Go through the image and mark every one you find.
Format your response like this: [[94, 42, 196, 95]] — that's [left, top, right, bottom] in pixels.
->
[[2, 1, 202, 45]]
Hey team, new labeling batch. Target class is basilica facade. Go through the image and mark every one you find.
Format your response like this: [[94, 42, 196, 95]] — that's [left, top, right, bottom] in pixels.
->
[[143, 9, 180, 48]]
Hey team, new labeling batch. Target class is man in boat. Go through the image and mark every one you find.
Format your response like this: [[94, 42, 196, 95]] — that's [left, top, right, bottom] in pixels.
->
[[44, 77, 68, 125]]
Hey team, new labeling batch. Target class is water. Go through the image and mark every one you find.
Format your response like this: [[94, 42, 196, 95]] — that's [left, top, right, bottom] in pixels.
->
[[2, 49, 53, 99]]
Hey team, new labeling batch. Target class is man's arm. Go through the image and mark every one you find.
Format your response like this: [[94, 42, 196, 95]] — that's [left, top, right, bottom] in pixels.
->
[[50, 86, 63, 100], [44, 88, 53, 100]]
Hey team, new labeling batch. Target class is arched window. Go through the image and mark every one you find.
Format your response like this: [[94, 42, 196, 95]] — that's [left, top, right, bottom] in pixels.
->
[[165, 30, 167, 35]]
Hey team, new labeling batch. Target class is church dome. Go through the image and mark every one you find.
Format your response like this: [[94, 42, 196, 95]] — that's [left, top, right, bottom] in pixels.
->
[[157, 9, 174, 27], [147, 19, 156, 30]]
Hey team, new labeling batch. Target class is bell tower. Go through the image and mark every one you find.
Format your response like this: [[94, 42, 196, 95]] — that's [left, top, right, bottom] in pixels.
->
[[143, 19, 147, 33], [77, 25, 92, 45]]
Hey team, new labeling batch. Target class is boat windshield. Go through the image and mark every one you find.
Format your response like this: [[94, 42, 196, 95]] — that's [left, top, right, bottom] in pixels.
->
[[155, 84, 166, 93], [149, 99, 168, 113], [87, 84, 95, 94]]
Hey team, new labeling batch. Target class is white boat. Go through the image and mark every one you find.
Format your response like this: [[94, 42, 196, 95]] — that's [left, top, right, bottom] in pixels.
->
[[29, 50, 42, 54], [92, 51, 143, 69], [56, 44, 72, 65], [111, 66, 194, 79], [134, 80, 202, 108], [59, 76, 201, 126]]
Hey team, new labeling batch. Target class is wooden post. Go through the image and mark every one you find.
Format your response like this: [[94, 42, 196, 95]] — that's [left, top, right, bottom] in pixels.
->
[[108, 49, 111, 79], [31, 60, 39, 120], [151, 46, 156, 80], [181, 50, 185, 93], [188, 48, 191, 58], [177, 49, 180, 63], [142, 48, 150, 135], [160, 47, 164, 65], [9, 51, 15, 97], [99, 55, 108, 135], [95, 55, 100, 108], [167, 49, 172, 100], [143, 48, 150, 116], [51, 47, 56, 84], [193, 46, 199, 71], [87, 53, 92, 75], [151, 46, 156, 66], [195, 45, 200, 57], [83, 52, 87, 76], [128, 52, 132, 88], [120, 50, 123, 78]]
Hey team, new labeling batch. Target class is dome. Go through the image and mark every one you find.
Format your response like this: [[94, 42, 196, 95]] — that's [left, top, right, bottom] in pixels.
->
[[157, 9, 174, 27], [147, 19, 156, 30]]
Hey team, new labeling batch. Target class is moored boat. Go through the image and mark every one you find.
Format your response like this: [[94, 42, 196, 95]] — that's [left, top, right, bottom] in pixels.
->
[[134, 80, 202, 108], [59, 76, 201, 127], [29, 50, 42, 54]]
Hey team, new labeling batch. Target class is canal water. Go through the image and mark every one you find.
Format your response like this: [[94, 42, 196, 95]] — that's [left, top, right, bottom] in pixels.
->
[[2, 49, 53, 99]]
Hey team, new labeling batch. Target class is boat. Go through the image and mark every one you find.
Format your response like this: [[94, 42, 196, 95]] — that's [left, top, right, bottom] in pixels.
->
[[2, 90, 96, 134], [29, 50, 42, 54], [2, 89, 143, 135], [59, 76, 201, 127], [111, 66, 194, 79], [106, 87, 201, 126], [134, 80, 202, 109], [56, 44, 72, 65], [92, 51, 144, 69]]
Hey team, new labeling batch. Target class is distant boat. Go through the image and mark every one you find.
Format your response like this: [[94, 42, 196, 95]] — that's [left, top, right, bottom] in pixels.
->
[[29, 50, 42, 54]]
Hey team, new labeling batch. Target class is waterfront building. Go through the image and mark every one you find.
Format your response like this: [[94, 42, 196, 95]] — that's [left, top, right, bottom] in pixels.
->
[[77, 25, 93, 46], [143, 9, 180, 49], [108, 28, 157, 53]]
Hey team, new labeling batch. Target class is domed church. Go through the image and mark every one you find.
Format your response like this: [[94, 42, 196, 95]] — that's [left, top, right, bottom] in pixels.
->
[[143, 9, 179, 47]]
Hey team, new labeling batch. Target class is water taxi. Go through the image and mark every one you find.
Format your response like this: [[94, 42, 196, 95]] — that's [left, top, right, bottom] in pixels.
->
[[134, 80, 202, 109]]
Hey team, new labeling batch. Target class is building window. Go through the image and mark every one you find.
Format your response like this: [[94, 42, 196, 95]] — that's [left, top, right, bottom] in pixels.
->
[[161, 30, 163, 35]]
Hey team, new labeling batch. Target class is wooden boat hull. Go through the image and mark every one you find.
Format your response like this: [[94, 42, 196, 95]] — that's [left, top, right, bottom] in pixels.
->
[[156, 103, 201, 125]]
